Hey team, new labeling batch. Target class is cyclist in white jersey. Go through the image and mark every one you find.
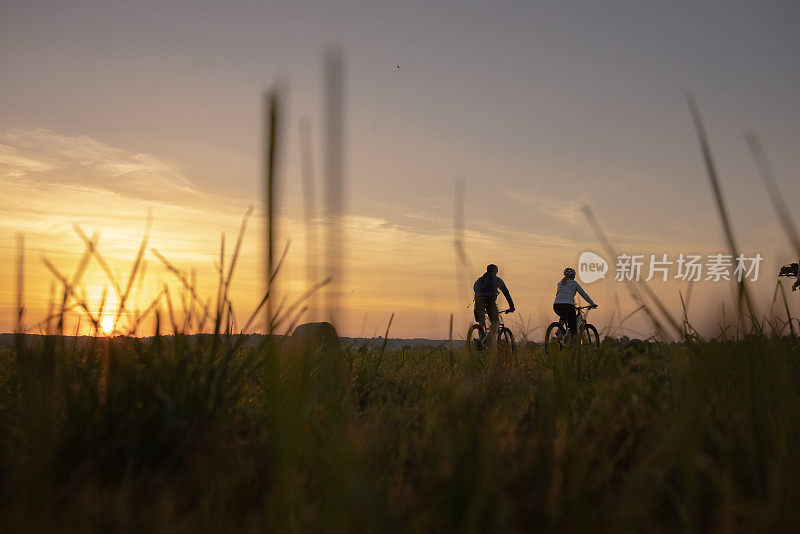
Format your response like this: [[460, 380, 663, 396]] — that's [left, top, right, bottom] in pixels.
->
[[553, 267, 597, 336]]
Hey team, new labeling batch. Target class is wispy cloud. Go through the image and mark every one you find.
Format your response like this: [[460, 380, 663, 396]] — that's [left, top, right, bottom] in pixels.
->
[[500, 187, 587, 226], [0, 128, 209, 206]]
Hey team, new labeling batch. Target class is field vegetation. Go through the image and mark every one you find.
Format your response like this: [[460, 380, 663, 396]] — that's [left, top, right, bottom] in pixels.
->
[[1, 329, 799, 532]]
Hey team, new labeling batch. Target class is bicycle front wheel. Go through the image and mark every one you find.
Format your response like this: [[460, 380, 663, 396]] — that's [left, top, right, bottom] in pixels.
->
[[498, 327, 516, 360], [544, 322, 566, 350], [582, 324, 600, 347]]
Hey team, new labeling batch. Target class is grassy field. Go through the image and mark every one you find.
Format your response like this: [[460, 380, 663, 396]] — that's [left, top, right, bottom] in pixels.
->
[[2, 90, 798, 532], [1, 332, 798, 533]]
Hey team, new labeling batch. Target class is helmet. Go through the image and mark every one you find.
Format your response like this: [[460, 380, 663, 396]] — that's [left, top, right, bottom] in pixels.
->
[[487, 264, 498, 274], [563, 267, 576, 277]]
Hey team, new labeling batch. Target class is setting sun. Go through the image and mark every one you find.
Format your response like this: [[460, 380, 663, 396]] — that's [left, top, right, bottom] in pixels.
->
[[101, 316, 113, 335]]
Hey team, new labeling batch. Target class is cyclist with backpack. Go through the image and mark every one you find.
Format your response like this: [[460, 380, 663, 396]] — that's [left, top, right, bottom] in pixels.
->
[[553, 267, 597, 337], [474, 264, 515, 343]]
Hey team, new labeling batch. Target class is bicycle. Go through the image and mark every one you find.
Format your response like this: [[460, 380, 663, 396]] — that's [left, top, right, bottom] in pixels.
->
[[544, 305, 600, 349], [467, 309, 516, 358]]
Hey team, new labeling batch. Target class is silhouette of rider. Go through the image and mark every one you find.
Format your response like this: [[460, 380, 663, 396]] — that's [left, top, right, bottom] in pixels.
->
[[553, 267, 596, 337], [473, 264, 515, 343]]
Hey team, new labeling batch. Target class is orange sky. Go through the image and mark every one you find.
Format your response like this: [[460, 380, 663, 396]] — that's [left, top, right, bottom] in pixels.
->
[[2, 128, 797, 340]]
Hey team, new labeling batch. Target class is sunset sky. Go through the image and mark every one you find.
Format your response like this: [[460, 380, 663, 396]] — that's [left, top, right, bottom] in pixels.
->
[[2, 1, 800, 339]]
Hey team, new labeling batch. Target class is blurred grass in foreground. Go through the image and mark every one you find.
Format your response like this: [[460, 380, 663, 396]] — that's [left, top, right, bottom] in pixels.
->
[[1, 332, 798, 532]]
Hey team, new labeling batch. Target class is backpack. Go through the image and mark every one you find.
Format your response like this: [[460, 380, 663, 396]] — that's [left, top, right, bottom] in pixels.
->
[[474, 273, 496, 297]]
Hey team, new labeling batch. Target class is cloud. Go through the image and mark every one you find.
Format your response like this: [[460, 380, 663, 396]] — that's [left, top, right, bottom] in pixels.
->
[[0, 128, 205, 205], [0, 145, 56, 176], [500, 187, 586, 226]]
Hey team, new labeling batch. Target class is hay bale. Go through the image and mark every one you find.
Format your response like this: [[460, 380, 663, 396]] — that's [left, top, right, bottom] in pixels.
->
[[288, 322, 341, 354]]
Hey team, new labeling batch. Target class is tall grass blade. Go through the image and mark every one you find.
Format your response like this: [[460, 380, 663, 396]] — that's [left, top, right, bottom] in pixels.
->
[[73, 224, 122, 297], [151, 249, 212, 328], [164, 284, 178, 335], [377, 312, 395, 367], [685, 91, 757, 325], [776, 280, 796, 337], [300, 119, 319, 322], [224, 207, 254, 299], [68, 231, 99, 294], [216, 231, 226, 335], [15, 233, 24, 335], [453, 178, 474, 306], [241, 240, 293, 334], [324, 48, 345, 325], [41, 258, 100, 332], [114, 211, 153, 331], [95, 286, 107, 336], [129, 288, 164, 335], [264, 89, 281, 334], [745, 132, 800, 257], [581, 205, 678, 339], [449, 313, 455, 361]]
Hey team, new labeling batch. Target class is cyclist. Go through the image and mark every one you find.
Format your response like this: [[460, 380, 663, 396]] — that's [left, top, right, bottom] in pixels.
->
[[553, 267, 597, 338], [474, 264, 515, 344]]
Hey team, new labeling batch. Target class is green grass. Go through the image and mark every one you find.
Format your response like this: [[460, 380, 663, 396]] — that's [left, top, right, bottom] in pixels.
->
[[1, 334, 798, 532]]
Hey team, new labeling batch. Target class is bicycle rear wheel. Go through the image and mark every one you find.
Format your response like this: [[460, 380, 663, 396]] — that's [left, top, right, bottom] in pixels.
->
[[544, 322, 566, 350], [467, 324, 484, 353]]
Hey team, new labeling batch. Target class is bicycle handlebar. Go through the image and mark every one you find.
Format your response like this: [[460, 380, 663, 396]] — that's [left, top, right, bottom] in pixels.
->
[[500, 309, 513, 314], [576, 305, 598, 310]]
